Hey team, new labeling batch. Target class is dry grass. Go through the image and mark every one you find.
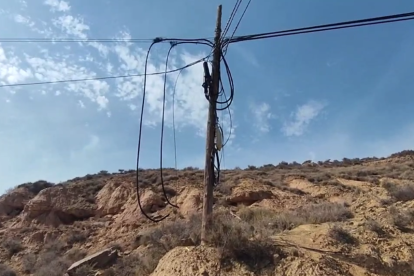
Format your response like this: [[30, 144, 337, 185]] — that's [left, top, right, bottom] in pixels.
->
[[0, 264, 16, 276], [106, 254, 148, 276], [328, 225, 357, 245], [1, 238, 24, 258], [66, 230, 88, 245], [365, 219, 385, 236], [22, 253, 36, 274], [382, 181, 414, 202], [70, 264, 95, 276], [16, 180, 55, 195], [34, 257, 72, 276], [134, 211, 278, 275], [238, 202, 353, 235], [389, 207, 414, 231], [65, 248, 87, 263], [27, 240, 75, 276]]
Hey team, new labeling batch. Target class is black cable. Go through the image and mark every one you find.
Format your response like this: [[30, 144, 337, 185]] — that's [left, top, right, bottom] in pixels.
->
[[0, 36, 215, 43], [229, 0, 252, 41], [219, 86, 233, 148], [136, 37, 214, 222], [172, 70, 182, 177], [221, 0, 243, 41], [159, 40, 214, 209], [136, 40, 168, 223], [216, 53, 234, 111], [204, 51, 234, 111], [203, 48, 235, 190], [227, 11, 414, 43], [223, 0, 252, 55], [160, 43, 180, 209], [0, 53, 209, 89]]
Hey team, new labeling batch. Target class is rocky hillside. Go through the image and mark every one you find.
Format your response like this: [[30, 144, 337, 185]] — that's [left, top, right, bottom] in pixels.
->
[[1, 150, 414, 276]]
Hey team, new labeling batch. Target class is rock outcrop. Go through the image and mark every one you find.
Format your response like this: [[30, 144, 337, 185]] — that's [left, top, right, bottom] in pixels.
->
[[177, 188, 202, 217], [227, 187, 273, 205], [0, 188, 33, 217], [22, 185, 96, 226]]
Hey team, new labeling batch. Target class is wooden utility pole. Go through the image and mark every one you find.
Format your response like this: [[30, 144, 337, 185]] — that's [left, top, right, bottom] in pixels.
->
[[201, 4, 222, 246]]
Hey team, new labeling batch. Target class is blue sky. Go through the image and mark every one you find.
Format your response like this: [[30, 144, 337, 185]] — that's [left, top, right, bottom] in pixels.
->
[[1, 0, 414, 194]]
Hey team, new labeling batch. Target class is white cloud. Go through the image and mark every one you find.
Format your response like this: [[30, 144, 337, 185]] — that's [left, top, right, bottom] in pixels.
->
[[282, 100, 326, 136], [0, 45, 33, 85], [44, 0, 71, 12], [24, 54, 110, 109], [14, 14, 34, 27], [52, 15, 89, 39], [250, 102, 273, 133]]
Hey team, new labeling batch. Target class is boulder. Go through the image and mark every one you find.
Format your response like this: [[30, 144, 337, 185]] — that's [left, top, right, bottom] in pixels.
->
[[67, 248, 118, 275], [96, 182, 130, 216]]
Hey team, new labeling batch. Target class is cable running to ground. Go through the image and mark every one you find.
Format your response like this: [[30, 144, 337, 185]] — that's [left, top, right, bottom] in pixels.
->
[[159, 40, 214, 210], [136, 37, 214, 222]]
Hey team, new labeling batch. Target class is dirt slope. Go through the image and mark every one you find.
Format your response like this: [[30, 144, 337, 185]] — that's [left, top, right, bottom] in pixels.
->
[[1, 151, 414, 275]]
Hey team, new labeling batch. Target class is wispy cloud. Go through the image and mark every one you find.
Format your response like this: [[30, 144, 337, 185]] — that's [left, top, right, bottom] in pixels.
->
[[250, 102, 274, 133], [52, 15, 89, 38], [282, 100, 326, 136], [13, 14, 34, 27], [44, 0, 71, 12], [0, 45, 33, 85]]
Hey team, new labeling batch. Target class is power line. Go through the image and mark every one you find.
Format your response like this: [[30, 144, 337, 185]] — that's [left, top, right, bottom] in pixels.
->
[[228, 0, 252, 40], [0, 37, 215, 43], [223, 0, 252, 55], [227, 11, 414, 43], [0, 54, 209, 89], [135, 38, 214, 223], [221, 0, 243, 40]]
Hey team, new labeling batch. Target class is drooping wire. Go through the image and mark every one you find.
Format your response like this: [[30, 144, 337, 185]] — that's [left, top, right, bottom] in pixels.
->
[[135, 40, 168, 223], [219, 83, 234, 148], [172, 70, 182, 176], [136, 37, 214, 222], [171, 68, 183, 201], [159, 42, 180, 209], [159, 41, 214, 210]]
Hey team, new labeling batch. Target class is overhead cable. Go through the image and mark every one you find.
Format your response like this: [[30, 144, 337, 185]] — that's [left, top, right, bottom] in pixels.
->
[[135, 37, 214, 223], [0, 36, 214, 43], [227, 11, 414, 43]]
